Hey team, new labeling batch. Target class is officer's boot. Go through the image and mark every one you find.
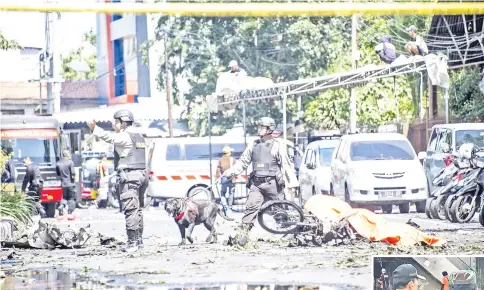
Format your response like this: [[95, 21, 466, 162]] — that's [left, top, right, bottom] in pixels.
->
[[122, 230, 139, 253], [236, 223, 253, 247], [137, 228, 144, 249]]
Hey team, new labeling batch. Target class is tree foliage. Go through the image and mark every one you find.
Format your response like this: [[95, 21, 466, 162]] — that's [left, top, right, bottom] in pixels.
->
[[150, 9, 431, 135], [61, 29, 97, 81], [0, 31, 22, 51], [449, 67, 484, 122]]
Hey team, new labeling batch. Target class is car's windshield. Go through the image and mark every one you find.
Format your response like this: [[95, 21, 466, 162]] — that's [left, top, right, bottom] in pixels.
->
[[350, 140, 415, 161], [319, 147, 335, 166], [456, 129, 484, 149], [184, 143, 247, 160], [1, 130, 59, 166]]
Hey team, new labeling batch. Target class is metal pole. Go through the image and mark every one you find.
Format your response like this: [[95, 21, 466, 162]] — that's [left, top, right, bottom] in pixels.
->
[[296, 95, 302, 146], [242, 99, 247, 147], [394, 76, 399, 122], [165, 34, 174, 137], [419, 72, 424, 120], [282, 93, 287, 141], [45, 10, 53, 114], [208, 110, 213, 183], [444, 89, 449, 124], [39, 56, 43, 115], [349, 12, 358, 133]]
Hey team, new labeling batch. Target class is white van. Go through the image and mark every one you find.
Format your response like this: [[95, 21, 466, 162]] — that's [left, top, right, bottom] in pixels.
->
[[146, 136, 258, 203], [330, 133, 428, 214]]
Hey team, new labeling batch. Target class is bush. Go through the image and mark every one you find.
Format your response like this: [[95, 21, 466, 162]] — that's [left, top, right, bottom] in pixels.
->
[[1, 150, 36, 225]]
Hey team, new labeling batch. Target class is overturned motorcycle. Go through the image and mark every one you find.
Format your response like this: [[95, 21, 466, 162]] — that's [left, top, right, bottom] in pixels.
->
[[257, 195, 445, 247]]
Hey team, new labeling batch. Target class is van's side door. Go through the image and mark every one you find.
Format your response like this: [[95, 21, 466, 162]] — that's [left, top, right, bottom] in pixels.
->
[[298, 148, 313, 196], [331, 139, 346, 196]]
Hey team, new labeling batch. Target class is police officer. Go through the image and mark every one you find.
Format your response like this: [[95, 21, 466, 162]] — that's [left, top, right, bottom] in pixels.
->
[[56, 150, 77, 219], [223, 117, 299, 245], [88, 110, 149, 253], [21, 156, 47, 218]]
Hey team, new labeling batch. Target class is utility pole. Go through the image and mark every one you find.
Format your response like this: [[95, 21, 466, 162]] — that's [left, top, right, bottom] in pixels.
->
[[349, 13, 359, 133], [45, 3, 62, 114], [164, 33, 174, 137], [45, 11, 52, 114]]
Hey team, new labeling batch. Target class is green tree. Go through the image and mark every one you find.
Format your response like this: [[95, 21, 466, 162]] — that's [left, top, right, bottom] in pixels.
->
[[61, 29, 97, 80], [0, 31, 22, 50], [448, 67, 484, 122]]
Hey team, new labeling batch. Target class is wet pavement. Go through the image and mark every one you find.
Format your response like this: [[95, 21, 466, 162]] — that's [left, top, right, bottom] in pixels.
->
[[1, 205, 484, 289]]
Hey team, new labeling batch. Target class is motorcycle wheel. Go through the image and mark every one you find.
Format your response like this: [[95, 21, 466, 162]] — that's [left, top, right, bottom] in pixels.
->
[[444, 194, 457, 222], [449, 195, 477, 223], [424, 198, 434, 219], [430, 195, 447, 220], [257, 200, 304, 235]]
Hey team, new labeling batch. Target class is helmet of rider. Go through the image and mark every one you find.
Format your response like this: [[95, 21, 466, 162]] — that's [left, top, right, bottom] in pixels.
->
[[256, 117, 276, 137], [458, 143, 476, 159], [113, 110, 135, 122]]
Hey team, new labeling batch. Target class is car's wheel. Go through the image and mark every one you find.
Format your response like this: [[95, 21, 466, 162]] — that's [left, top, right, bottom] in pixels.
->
[[381, 205, 393, 214], [344, 185, 356, 208], [330, 184, 335, 196], [43, 203, 56, 218], [398, 203, 410, 214], [415, 201, 426, 213]]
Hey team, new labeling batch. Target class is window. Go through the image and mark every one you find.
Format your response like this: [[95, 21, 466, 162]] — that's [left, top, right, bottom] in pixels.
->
[[349, 140, 415, 161], [305, 149, 316, 165], [436, 129, 452, 153], [165, 144, 181, 161], [335, 140, 345, 160], [184, 143, 247, 160], [1, 138, 57, 166], [428, 128, 438, 151], [318, 147, 336, 166], [455, 129, 484, 148]]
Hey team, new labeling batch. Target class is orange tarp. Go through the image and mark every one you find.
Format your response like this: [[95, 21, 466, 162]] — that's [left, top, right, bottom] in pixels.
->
[[304, 195, 446, 246]]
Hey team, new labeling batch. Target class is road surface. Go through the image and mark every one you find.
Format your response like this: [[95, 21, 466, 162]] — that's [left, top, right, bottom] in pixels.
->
[[2, 204, 484, 289]]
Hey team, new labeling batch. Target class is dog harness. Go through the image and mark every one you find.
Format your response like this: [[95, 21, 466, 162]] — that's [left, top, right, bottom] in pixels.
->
[[174, 198, 198, 222]]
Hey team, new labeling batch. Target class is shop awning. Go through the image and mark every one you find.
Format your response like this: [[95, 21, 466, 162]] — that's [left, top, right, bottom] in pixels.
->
[[53, 103, 184, 124]]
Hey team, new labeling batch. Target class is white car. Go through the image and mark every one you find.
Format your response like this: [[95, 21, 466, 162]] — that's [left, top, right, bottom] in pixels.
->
[[330, 133, 428, 214], [298, 137, 341, 204]]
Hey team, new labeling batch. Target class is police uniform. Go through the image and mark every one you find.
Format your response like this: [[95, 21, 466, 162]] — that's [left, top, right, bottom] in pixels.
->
[[224, 137, 299, 226], [21, 163, 46, 218], [92, 124, 149, 249], [56, 157, 77, 214]]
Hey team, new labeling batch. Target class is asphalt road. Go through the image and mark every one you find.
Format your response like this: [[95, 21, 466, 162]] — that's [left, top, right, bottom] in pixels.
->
[[2, 204, 484, 289]]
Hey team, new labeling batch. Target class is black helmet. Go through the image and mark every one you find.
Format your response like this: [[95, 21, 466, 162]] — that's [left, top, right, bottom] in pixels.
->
[[257, 117, 276, 132], [113, 110, 134, 122]]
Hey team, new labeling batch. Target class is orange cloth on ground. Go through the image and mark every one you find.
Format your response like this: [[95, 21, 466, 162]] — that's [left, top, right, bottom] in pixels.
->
[[303, 195, 446, 247]]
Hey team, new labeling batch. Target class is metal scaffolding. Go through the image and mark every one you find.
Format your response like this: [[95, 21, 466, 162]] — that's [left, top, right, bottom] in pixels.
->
[[217, 59, 429, 106]]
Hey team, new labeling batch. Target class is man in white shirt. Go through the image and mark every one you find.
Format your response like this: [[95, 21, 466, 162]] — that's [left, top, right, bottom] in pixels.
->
[[404, 25, 429, 56], [228, 60, 248, 76]]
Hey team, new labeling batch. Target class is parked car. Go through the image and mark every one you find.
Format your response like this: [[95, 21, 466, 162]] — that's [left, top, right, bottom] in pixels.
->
[[330, 133, 428, 214], [418, 123, 484, 194], [298, 135, 341, 204]]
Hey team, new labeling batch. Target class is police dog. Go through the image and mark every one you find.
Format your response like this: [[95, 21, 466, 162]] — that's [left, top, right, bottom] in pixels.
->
[[164, 198, 234, 245]]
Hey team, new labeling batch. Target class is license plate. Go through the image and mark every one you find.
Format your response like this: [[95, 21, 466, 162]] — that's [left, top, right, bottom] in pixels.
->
[[378, 191, 402, 198]]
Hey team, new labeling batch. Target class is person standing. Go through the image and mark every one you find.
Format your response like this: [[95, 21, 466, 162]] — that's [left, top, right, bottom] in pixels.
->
[[215, 146, 237, 212], [21, 157, 46, 218], [88, 110, 149, 253], [441, 271, 450, 290], [223, 117, 299, 245], [56, 150, 77, 219]]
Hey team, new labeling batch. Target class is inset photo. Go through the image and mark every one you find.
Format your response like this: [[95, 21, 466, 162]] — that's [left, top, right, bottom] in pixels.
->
[[373, 256, 483, 290]]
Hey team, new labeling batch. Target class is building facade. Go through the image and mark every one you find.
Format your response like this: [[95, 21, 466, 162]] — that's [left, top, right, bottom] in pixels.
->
[[96, 0, 151, 105]]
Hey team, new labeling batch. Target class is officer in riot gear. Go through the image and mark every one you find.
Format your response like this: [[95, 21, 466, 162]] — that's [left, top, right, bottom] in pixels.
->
[[88, 110, 149, 253], [21, 156, 47, 218], [223, 117, 299, 245]]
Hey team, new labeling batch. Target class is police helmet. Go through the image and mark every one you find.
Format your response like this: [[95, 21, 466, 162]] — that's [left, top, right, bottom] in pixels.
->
[[257, 117, 276, 132], [113, 110, 134, 122]]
